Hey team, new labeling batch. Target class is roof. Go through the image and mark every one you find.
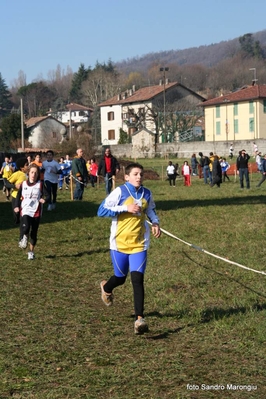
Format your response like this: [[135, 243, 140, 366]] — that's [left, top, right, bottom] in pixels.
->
[[201, 84, 266, 107], [66, 103, 93, 111], [25, 115, 66, 128], [98, 82, 181, 107]]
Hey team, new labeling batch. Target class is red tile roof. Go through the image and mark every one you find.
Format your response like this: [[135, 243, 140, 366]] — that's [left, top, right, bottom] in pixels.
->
[[66, 103, 93, 111], [201, 85, 266, 107], [25, 115, 65, 128], [98, 82, 179, 106]]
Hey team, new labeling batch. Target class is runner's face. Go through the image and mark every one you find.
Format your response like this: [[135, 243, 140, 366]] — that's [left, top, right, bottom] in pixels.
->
[[29, 167, 38, 183], [126, 168, 143, 188]]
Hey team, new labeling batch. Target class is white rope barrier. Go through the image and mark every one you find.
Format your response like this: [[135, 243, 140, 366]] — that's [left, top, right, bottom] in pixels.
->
[[147, 221, 266, 276]]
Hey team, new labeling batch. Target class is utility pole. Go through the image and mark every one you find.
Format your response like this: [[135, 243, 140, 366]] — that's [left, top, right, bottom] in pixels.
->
[[159, 67, 169, 141], [69, 106, 72, 139], [20, 98, 25, 151]]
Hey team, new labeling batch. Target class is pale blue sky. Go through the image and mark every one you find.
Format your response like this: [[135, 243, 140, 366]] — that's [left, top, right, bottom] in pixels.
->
[[1, 0, 266, 87]]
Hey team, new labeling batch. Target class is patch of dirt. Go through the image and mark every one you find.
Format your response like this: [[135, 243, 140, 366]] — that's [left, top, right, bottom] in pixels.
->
[[116, 160, 160, 181]]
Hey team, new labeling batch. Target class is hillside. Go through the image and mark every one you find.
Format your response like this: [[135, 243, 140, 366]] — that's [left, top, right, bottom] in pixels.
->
[[116, 29, 266, 74]]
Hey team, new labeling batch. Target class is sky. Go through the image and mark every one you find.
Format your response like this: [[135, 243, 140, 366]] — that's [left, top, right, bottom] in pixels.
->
[[1, 0, 266, 88]]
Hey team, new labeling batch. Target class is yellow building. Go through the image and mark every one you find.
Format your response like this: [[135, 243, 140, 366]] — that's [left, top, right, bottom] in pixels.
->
[[201, 85, 266, 142]]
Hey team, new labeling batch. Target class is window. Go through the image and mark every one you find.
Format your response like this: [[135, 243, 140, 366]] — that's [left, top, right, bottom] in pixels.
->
[[139, 107, 145, 115], [249, 118, 254, 132], [108, 130, 115, 140], [216, 121, 221, 135], [216, 105, 220, 118], [122, 112, 129, 120], [264, 100, 266, 113], [52, 132, 56, 138], [249, 101, 254, 114], [108, 111, 114, 121], [234, 119, 239, 134], [234, 103, 238, 116]]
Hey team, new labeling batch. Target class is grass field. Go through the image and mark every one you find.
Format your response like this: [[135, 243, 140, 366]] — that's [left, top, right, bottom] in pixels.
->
[[0, 160, 266, 398]]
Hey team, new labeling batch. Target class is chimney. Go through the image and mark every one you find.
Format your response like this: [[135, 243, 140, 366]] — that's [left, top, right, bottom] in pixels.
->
[[129, 89, 133, 96], [117, 94, 121, 101], [159, 79, 163, 86], [165, 78, 169, 85], [132, 85, 136, 92]]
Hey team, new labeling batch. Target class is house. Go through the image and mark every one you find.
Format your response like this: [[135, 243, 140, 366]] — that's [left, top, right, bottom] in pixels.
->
[[48, 103, 93, 125], [98, 82, 205, 145], [25, 116, 67, 148], [201, 84, 266, 142], [131, 127, 157, 158]]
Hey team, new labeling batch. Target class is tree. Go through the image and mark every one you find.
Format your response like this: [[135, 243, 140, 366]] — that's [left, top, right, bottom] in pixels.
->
[[0, 73, 13, 119], [81, 62, 121, 107], [69, 63, 90, 102], [17, 82, 56, 117], [239, 33, 264, 59], [0, 113, 27, 151]]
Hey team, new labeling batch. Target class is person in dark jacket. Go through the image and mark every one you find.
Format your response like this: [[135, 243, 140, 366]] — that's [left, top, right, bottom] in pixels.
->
[[191, 153, 198, 176], [71, 148, 88, 200], [98, 148, 120, 194], [198, 152, 211, 184], [210, 156, 222, 187], [236, 149, 250, 189]]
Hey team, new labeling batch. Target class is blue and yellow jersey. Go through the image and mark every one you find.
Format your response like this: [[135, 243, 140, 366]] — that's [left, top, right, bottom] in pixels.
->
[[97, 182, 159, 254]]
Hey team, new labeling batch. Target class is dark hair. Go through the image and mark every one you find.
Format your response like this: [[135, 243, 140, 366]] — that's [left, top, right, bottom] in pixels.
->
[[199, 152, 203, 157], [16, 157, 28, 170], [125, 162, 143, 175], [46, 150, 54, 156]]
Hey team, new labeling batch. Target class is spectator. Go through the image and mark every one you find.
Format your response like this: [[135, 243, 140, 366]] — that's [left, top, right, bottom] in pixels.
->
[[198, 152, 211, 184], [89, 158, 98, 188], [71, 148, 88, 200], [166, 161, 176, 187], [229, 143, 234, 159], [191, 153, 198, 176], [98, 148, 120, 195], [210, 156, 222, 187], [181, 161, 191, 186], [236, 149, 250, 189]]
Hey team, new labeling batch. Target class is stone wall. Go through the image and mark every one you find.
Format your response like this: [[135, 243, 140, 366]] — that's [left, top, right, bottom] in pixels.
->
[[97, 139, 266, 159]]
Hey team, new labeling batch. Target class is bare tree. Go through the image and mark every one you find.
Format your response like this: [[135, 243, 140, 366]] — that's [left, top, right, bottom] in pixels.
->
[[81, 68, 121, 107]]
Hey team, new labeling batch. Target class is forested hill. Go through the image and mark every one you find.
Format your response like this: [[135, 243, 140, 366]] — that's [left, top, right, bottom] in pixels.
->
[[116, 30, 266, 73]]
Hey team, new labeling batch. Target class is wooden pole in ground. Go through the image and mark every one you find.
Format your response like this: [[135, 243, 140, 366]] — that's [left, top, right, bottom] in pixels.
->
[[70, 173, 74, 200]]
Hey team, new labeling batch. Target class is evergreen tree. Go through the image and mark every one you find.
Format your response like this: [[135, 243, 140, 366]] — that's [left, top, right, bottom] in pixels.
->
[[0, 73, 13, 119], [0, 113, 27, 151], [69, 63, 90, 102]]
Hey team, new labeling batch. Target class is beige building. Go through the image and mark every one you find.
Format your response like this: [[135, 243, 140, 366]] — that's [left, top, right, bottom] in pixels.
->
[[201, 84, 266, 142]]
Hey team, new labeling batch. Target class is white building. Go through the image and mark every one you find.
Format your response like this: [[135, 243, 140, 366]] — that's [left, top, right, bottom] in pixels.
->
[[25, 116, 67, 148], [48, 103, 93, 124], [98, 82, 205, 145]]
